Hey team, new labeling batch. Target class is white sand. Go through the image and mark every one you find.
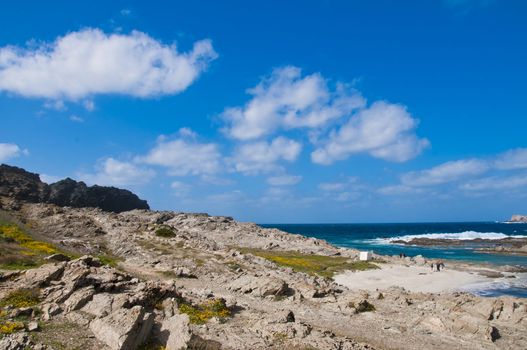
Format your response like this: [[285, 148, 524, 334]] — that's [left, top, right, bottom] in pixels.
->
[[334, 264, 490, 293]]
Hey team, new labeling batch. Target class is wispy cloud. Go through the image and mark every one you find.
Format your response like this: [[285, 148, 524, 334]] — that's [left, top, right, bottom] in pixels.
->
[[380, 148, 527, 195], [266, 174, 302, 186]]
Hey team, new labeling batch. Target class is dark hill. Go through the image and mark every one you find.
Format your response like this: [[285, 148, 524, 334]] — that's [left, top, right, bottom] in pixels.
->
[[0, 164, 149, 212]]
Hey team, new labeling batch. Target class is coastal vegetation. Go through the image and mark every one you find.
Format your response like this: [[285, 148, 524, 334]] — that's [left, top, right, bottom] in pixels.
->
[[155, 226, 176, 238], [178, 299, 231, 324], [239, 248, 379, 278], [0, 223, 60, 270], [0, 288, 40, 308]]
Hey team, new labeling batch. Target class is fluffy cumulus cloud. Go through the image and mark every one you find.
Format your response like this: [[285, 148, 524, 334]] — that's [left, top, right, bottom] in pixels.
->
[[79, 158, 155, 186], [0, 28, 217, 100], [229, 137, 302, 174], [312, 101, 429, 165], [138, 129, 221, 176], [401, 159, 489, 187], [0, 143, 27, 162], [266, 174, 302, 186], [221, 66, 366, 140]]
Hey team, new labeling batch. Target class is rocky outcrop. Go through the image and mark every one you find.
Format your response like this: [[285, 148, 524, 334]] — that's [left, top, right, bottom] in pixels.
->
[[90, 305, 154, 350], [0, 164, 149, 212], [509, 215, 527, 223]]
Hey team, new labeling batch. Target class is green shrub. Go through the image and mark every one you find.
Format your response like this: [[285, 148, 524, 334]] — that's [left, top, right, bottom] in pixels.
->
[[155, 226, 175, 238], [96, 254, 121, 268]]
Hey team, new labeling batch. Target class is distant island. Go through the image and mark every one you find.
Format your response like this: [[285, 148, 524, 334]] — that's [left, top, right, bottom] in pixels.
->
[[506, 215, 527, 223]]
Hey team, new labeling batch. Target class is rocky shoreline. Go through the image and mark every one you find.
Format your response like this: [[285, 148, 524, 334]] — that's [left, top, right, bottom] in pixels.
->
[[0, 165, 526, 349], [390, 236, 527, 257]]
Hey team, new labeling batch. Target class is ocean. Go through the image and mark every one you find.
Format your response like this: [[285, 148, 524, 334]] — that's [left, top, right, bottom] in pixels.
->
[[261, 222, 527, 298]]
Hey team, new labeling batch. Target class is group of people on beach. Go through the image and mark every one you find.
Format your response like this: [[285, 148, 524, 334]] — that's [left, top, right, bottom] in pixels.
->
[[398, 252, 445, 272], [431, 261, 445, 272]]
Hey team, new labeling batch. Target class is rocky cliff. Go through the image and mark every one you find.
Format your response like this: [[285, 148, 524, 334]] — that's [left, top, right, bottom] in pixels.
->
[[0, 164, 149, 213]]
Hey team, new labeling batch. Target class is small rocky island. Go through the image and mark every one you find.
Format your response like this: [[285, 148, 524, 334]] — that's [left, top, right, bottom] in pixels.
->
[[507, 215, 527, 223], [0, 165, 526, 350]]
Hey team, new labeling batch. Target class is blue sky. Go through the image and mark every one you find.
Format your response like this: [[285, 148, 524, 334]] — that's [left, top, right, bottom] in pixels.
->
[[1, 0, 527, 223]]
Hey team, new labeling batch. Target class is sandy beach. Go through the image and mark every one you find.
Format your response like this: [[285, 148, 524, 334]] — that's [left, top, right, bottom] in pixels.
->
[[334, 263, 508, 293]]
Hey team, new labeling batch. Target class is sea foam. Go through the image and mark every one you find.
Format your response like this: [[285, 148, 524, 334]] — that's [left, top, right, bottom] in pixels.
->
[[370, 231, 527, 245]]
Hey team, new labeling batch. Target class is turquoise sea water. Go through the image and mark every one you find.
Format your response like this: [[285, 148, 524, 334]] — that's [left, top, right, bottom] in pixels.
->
[[261, 222, 527, 298]]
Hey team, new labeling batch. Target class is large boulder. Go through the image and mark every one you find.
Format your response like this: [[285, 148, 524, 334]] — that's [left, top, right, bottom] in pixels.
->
[[90, 305, 154, 350], [228, 274, 289, 297], [159, 314, 192, 350], [0, 164, 149, 213]]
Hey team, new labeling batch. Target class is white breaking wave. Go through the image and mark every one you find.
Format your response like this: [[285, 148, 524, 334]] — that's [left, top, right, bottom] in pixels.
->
[[369, 231, 527, 245], [459, 273, 527, 296]]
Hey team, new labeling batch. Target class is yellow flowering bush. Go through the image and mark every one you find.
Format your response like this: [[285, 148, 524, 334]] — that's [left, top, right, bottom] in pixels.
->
[[178, 299, 231, 324], [0, 321, 24, 335]]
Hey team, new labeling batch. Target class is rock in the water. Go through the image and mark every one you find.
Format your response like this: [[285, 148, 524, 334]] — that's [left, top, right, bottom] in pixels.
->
[[90, 305, 154, 350]]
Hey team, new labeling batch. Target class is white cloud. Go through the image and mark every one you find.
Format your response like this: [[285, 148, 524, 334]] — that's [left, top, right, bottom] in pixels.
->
[[460, 174, 527, 192], [221, 66, 365, 140], [138, 129, 221, 176], [318, 178, 360, 192], [0, 28, 217, 100], [43, 100, 67, 111], [229, 137, 302, 174], [401, 159, 489, 187], [318, 182, 347, 191], [69, 115, 84, 123], [83, 100, 95, 111], [494, 148, 527, 170], [266, 174, 302, 186], [206, 190, 245, 203], [80, 158, 155, 186], [312, 101, 429, 165], [171, 181, 191, 197], [377, 184, 424, 196], [0, 143, 28, 162]]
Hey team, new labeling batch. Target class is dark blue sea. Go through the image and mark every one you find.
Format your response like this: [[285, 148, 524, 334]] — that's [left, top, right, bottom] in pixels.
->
[[261, 222, 527, 298]]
